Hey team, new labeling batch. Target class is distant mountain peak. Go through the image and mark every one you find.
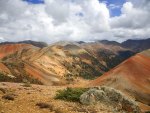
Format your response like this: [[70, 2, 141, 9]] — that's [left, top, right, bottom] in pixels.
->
[[98, 40, 121, 46], [122, 38, 150, 52], [51, 41, 80, 47]]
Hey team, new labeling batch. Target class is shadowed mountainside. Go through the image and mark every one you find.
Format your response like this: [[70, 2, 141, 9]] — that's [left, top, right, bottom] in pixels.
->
[[80, 41, 135, 69], [122, 38, 150, 52]]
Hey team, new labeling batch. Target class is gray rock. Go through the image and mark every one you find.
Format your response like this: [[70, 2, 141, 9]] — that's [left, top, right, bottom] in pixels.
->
[[80, 86, 141, 113]]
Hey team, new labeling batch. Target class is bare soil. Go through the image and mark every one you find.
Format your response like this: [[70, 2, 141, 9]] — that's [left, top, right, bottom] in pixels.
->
[[0, 82, 124, 113]]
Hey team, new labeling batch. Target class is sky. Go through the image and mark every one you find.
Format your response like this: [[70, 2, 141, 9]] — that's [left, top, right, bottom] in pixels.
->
[[23, 0, 44, 4], [0, 0, 150, 43]]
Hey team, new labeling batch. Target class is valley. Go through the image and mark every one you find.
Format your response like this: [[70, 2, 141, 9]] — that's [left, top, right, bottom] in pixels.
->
[[0, 39, 150, 113]]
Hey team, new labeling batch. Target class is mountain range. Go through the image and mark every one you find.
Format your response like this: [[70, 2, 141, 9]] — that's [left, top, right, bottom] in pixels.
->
[[0, 38, 150, 85], [0, 40, 133, 85], [122, 38, 150, 52], [0, 38, 150, 112]]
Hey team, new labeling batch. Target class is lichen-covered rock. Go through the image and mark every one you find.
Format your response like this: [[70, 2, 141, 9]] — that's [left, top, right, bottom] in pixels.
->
[[80, 86, 141, 113]]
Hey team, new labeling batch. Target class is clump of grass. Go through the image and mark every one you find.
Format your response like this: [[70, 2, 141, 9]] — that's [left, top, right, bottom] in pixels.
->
[[36, 102, 51, 109], [36, 102, 68, 113], [0, 88, 7, 94], [22, 79, 31, 87], [0, 72, 14, 82], [2, 93, 16, 101], [55, 87, 88, 102], [145, 111, 150, 113]]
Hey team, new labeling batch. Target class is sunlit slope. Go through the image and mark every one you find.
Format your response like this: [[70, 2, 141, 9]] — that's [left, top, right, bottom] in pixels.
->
[[90, 49, 150, 105]]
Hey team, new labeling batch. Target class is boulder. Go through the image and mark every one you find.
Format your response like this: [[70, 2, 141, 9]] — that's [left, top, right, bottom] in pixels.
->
[[80, 86, 141, 113]]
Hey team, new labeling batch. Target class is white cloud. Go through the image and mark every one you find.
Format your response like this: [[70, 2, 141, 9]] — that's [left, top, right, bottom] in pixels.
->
[[109, 0, 150, 41], [110, 2, 150, 29], [109, 4, 121, 9], [0, 0, 149, 43], [45, 0, 70, 24]]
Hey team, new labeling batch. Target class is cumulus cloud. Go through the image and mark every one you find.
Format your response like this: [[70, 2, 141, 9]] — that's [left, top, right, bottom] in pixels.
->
[[45, 0, 70, 24], [110, 0, 150, 41], [0, 0, 149, 43], [110, 2, 150, 29]]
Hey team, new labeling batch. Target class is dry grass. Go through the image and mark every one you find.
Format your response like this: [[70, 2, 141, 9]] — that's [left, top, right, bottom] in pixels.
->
[[2, 93, 16, 101], [36, 102, 51, 109]]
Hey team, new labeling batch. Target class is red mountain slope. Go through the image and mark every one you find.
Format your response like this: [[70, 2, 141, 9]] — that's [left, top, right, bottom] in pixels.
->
[[0, 44, 34, 59], [90, 49, 150, 106]]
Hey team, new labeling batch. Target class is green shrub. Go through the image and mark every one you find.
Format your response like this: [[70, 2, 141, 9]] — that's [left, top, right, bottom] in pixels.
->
[[0, 73, 14, 82], [22, 79, 31, 87], [55, 87, 88, 102]]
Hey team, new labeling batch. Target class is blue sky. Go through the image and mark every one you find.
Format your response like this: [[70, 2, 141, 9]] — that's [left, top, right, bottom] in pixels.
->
[[101, 0, 126, 16], [24, 0, 126, 17], [23, 0, 44, 4]]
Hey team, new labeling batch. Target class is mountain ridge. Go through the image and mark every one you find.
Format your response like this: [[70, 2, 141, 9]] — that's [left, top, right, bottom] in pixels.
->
[[0, 38, 149, 86], [122, 38, 150, 52], [0, 40, 48, 48], [0, 40, 135, 85]]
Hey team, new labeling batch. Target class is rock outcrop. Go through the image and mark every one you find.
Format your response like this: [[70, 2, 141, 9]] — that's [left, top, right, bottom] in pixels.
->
[[80, 86, 141, 113]]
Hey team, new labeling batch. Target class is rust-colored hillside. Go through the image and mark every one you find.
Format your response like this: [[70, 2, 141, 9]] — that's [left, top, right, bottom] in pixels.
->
[[90, 49, 150, 106], [0, 44, 34, 59]]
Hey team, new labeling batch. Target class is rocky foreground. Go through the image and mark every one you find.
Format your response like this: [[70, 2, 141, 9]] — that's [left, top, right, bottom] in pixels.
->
[[0, 82, 148, 113], [0, 82, 117, 113]]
